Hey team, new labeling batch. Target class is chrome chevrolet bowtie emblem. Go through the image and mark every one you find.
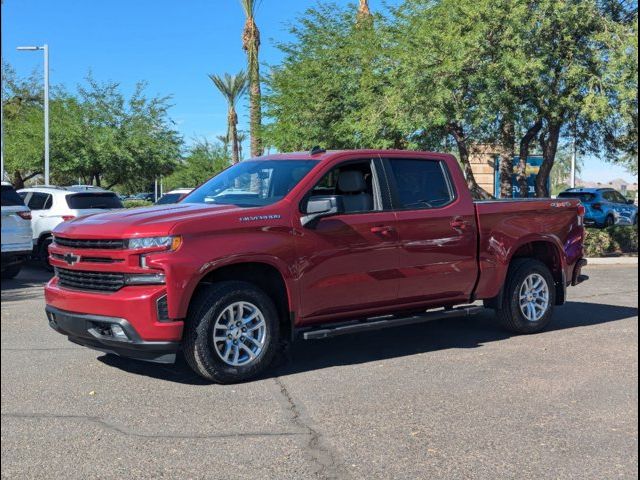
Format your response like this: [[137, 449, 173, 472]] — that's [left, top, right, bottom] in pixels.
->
[[63, 253, 80, 266]]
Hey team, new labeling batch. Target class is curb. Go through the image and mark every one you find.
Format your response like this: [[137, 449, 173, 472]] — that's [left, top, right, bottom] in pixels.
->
[[586, 257, 638, 265]]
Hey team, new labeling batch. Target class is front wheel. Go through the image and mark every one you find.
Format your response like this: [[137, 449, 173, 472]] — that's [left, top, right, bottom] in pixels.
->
[[496, 258, 556, 334], [183, 281, 280, 384]]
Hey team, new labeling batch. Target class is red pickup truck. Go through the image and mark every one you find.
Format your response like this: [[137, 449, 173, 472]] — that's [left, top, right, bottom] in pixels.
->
[[45, 149, 588, 383]]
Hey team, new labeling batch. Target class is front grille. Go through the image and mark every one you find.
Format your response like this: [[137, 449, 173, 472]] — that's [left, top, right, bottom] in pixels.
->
[[56, 267, 125, 292], [54, 236, 125, 250]]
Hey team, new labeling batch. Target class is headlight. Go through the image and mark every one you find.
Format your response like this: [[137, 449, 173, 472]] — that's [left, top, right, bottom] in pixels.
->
[[126, 236, 182, 251]]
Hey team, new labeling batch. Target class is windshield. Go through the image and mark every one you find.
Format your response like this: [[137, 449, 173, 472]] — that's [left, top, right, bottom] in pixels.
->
[[66, 192, 123, 209], [183, 160, 317, 208], [156, 193, 184, 205], [558, 192, 596, 202]]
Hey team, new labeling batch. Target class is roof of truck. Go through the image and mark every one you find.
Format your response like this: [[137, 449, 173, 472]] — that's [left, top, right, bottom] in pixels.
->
[[256, 149, 450, 162]]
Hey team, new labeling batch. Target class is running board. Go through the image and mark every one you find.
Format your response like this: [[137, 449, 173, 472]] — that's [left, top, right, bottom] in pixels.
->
[[301, 306, 483, 340]]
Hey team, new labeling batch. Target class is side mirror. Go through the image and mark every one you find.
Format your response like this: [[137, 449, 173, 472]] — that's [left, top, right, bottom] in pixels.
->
[[627, 199, 635, 205], [301, 196, 344, 227]]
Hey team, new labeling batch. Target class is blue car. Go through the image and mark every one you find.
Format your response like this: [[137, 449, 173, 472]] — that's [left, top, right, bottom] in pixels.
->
[[558, 188, 638, 228]]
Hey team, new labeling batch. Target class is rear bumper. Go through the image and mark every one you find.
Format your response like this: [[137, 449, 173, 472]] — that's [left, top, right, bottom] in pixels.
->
[[46, 305, 179, 364]]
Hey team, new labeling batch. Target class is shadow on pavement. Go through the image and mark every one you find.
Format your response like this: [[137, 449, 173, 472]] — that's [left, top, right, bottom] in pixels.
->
[[97, 300, 638, 385], [0, 264, 53, 302]]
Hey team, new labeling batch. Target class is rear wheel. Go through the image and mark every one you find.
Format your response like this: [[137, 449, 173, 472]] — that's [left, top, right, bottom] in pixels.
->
[[183, 281, 280, 383], [1, 263, 22, 280], [496, 258, 556, 334]]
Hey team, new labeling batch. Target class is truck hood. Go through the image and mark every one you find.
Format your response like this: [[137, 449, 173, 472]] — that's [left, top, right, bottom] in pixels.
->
[[53, 203, 246, 238]]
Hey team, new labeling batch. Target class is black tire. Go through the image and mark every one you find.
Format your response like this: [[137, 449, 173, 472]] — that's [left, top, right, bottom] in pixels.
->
[[1, 263, 22, 280], [495, 258, 556, 334], [604, 215, 615, 228], [183, 281, 280, 384], [39, 236, 53, 271]]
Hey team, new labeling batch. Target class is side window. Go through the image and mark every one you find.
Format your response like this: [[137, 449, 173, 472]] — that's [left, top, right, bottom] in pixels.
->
[[387, 159, 455, 209], [305, 160, 381, 214], [603, 192, 616, 203], [27, 192, 52, 211], [614, 192, 628, 204]]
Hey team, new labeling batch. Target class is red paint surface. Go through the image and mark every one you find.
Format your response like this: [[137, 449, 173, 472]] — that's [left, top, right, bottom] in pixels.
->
[[46, 150, 584, 341]]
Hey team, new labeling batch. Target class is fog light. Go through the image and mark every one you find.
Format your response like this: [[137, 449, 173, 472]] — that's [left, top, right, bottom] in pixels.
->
[[110, 324, 128, 340]]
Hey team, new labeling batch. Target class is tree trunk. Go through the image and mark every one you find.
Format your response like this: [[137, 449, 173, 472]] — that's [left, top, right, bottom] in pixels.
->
[[499, 120, 515, 199], [536, 120, 562, 198], [448, 123, 493, 200], [517, 119, 543, 198], [229, 107, 240, 164], [12, 171, 25, 190], [243, 17, 262, 157], [94, 174, 101, 187]]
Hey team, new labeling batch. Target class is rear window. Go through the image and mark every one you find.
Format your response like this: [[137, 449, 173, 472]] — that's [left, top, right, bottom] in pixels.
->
[[66, 192, 123, 209], [558, 192, 596, 202], [387, 159, 455, 209], [1, 185, 25, 207]]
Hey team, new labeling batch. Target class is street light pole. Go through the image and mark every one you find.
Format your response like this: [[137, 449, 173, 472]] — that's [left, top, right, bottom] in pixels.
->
[[17, 44, 50, 185]]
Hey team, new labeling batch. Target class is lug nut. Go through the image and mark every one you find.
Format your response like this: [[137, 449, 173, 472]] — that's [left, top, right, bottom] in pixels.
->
[[227, 334, 232, 339], [241, 327, 247, 333], [240, 336, 245, 341], [233, 340, 238, 345]]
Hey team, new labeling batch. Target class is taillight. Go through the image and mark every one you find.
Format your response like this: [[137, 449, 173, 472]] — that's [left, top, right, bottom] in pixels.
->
[[61, 215, 76, 222], [592, 203, 602, 211], [577, 204, 586, 226], [17, 211, 31, 220]]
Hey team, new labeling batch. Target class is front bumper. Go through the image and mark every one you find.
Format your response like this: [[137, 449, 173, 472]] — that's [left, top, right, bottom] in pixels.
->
[[46, 305, 179, 364]]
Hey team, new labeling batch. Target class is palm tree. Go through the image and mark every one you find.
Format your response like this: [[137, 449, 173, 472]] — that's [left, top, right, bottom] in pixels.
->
[[357, 0, 372, 21], [216, 134, 230, 159], [240, 0, 262, 157], [209, 71, 248, 164], [236, 131, 247, 161]]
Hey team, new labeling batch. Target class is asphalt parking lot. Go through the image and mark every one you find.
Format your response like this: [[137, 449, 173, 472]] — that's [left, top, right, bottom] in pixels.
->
[[1, 264, 638, 479]]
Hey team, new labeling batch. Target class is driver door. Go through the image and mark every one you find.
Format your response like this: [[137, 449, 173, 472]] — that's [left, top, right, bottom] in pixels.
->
[[294, 158, 400, 322]]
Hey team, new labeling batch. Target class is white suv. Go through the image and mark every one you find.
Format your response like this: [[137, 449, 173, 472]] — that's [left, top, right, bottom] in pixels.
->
[[1, 182, 33, 279], [18, 186, 124, 269]]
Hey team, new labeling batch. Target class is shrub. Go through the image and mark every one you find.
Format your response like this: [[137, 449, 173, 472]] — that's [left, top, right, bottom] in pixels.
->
[[584, 226, 638, 257], [123, 199, 153, 209]]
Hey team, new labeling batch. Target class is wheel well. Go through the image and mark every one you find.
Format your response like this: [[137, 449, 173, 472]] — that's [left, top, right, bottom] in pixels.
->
[[485, 241, 565, 309], [198, 263, 292, 340], [511, 241, 562, 283]]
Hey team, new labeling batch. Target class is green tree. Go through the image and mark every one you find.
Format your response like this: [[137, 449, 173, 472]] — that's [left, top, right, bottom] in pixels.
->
[[209, 71, 248, 165], [164, 139, 228, 191], [240, 0, 263, 157], [264, 4, 402, 151]]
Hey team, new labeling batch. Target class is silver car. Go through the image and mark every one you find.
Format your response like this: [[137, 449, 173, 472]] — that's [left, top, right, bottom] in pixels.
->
[[1, 182, 33, 279]]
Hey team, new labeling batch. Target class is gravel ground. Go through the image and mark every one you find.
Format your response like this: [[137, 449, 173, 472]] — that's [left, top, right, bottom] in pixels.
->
[[1, 264, 637, 479]]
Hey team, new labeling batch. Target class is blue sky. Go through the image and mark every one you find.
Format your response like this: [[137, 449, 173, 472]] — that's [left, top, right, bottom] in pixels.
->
[[2, 0, 636, 183]]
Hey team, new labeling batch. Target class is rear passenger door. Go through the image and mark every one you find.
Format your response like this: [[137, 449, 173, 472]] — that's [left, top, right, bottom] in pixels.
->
[[383, 157, 478, 306]]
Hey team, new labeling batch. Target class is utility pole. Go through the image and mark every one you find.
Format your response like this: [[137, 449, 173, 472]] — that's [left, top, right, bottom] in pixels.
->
[[570, 123, 577, 189], [17, 44, 49, 185]]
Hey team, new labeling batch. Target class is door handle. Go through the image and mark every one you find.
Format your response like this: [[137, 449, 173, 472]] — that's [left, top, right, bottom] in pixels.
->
[[371, 226, 395, 236], [450, 217, 469, 230]]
